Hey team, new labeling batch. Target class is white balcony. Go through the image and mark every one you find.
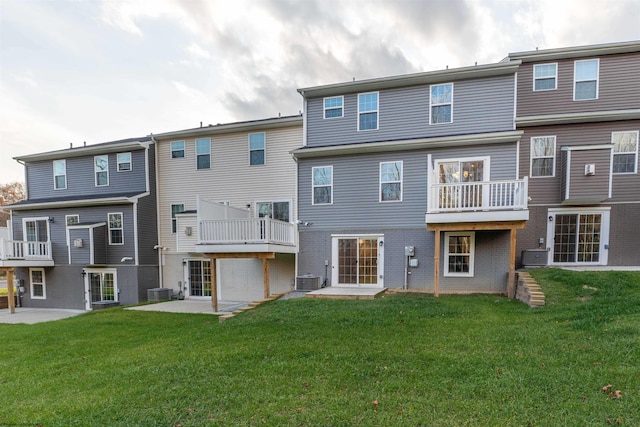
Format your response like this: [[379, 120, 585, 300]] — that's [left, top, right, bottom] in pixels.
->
[[426, 178, 529, 224], [195, 217, 298, 254], [0, 239, 55, 267]]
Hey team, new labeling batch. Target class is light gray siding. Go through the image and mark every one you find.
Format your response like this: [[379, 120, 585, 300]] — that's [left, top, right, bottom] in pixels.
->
[[517, 52, 640, 117], [306, 74, 516, 147]]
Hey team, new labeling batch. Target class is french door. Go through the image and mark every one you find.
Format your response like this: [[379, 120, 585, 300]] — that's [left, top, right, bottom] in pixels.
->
[[186, 259, 212, 297], [547, 209, 610, 265], [435, 158, 487, 209], [23, 218, 49, 256], [84, 269, 117, 310], [331, 235, 384, 287]]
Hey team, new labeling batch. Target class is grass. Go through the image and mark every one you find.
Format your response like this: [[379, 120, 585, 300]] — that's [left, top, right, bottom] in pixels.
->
[[0, 269, 638, 426]]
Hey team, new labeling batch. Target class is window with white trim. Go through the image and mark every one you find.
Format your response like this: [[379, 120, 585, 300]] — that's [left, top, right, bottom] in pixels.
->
[[94, 155, 109, 186], [430, 83, 453, 124], [53, 159, 67, 190], [196, 138, 211, 169], [30, 268, 46, 299], [257, 201, 290, 222], [574, 59, 599, 100], [530, 136, 556, 177], [324, 96, 344, 118], [171, 204, 185, 234], [549, 209, 610, 265], [612, 131, 638, 174], [108, 213, 123, 245], [444, 232, 475, 277], [312, 166, 333, 205], [533, 63, 557, 91], [171, 141, 185, 159], [249, 132, 266, 166], [358, 92, 378, 131], [117, 152, 131, 171], [380, 161, 402, 202], [65, 214, 79, 246]]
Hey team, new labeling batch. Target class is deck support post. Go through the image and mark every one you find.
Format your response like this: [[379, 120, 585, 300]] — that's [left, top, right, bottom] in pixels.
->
[[433, 229, 440, 297], [507, 227, 517, 299], [6, 268, 15, 314], [263, 258, 270, 299], [208, 256, 218, 313]]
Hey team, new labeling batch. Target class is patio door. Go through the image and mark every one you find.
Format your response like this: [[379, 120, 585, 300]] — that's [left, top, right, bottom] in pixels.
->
[[23, 218, 49, 256], [547, 209, 610, 266], [185, 259, 212, 298], [83, 269, 117, 310], [331, 235, 384, 287], [435, 158, 487, 209]]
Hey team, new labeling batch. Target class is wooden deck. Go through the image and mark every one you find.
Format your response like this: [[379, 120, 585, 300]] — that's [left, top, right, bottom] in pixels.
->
[[305, 287, 387, 300]]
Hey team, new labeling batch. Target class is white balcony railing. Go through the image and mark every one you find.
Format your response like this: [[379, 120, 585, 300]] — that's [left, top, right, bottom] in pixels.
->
[[428, 178, 528, 213], [0, 239, 53, 261], [199, 217, 296, 246]]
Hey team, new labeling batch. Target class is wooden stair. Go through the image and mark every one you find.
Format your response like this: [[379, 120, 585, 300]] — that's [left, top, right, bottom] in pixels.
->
[[515, 271, 546, 307]]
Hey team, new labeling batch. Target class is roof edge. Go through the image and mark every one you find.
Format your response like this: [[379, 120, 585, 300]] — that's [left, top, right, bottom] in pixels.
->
[[508, 40, 640, 62]]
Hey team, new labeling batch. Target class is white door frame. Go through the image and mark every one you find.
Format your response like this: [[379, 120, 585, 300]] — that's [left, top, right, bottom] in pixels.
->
[[83, 268, 118, 310], [331, 234, 384, 288], [183, 258, 221, 300]]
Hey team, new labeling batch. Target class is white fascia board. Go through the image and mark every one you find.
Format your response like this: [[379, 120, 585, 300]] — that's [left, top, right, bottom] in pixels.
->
[[14, 140, 151, 162], [516, 109, 640, 127], [508, 41, 640, 62]]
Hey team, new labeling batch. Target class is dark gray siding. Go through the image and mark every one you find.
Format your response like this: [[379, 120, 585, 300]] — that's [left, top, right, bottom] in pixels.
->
[[69, 228, 91, 264], [519, 120, 640, 205], [93, 226, 108, 264], [306, 74, 515, 147], [25, 148, 148, 200], [137, 145, 158, 265], [562, 147, 611, 202], [517, 52, 640, 117]]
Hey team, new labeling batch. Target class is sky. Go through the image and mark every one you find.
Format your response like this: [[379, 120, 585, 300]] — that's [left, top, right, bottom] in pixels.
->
[[1, 0, 639, 184]]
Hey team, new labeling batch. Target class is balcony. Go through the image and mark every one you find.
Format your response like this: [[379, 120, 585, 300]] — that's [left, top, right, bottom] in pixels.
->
[[0, 239, 54, 267], [426, 178, 529, 224], [195, 217, 298, 254]]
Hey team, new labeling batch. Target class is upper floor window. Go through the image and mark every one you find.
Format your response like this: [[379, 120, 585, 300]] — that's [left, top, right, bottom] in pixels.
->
[[257, 201, 290, 222], [358, 92, 378, 131], [312, 166, 333, 205], [171, 141, 185, 159], [533, 63, 557, 91], [530, 136, 556, 177], [196, 138, 211, 169], [94, 155, 109, 186], [249, 132, 266, 166], [430, 83, 453, 124], [324, 96, 344, 119], [108, 213, 123, 245], [574, 59, 599, 101], [171, 203, 185, 234], [380, 161, 403, 202], [117, 152, 131, 172], [612, 131, 639, 174], [53, 159, 66, 190]]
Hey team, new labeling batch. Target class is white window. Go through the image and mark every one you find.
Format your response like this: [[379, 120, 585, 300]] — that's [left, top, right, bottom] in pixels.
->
[[312, 166, 333, 205], [171, 141, 185, 159], [380, 161, 402, 202], [108, 213, 123, 245], [117, 152, 131, 171], [65, 214, 79, 246], [530, 136, 556, 177], [358, 92, 378, 131], [23, 218, 49, 257], [256, 201, 290, 222], [29, 268, 46, 299], [53, 159, 66, 190], [533, 63, 557, 91], [434, 158, 488, 210], [249, 132, 266, 166], [574, 59, 599, 101], [612, 131, 638, 174], [88, 270, 117, 303], [430, 83, 453, 124], [196, 138, 211, 169], [324, 96, 344, 119], [548, 208, 610, 265], [94, 155, 109, 186], [171, 204, 185, 234], [444, 232, 475, 277]]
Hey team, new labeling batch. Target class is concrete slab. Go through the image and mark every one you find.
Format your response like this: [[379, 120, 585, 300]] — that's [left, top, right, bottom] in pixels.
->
[[126, 299, 248, 315], [0, 308, 85, 325], [306, 287, 386, 300]]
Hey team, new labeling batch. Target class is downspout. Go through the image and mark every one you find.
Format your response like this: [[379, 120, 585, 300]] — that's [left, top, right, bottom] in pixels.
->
[[150, 134, 163, 288], [132, 199, 139, 266]]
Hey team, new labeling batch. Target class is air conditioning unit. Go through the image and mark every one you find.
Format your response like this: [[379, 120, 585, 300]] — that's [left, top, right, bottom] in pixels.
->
[[147, 288, 172, 302], [296, 274, 322, 291], [521, 249, 549, 268]]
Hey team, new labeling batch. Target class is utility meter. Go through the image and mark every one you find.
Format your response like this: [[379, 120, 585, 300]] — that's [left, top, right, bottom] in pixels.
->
[[405, 246, 415, 257]]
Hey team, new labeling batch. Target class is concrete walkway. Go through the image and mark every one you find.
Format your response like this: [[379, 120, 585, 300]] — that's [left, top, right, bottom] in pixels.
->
[[126, 299, 249, 315], [0, 307, 85, 324]]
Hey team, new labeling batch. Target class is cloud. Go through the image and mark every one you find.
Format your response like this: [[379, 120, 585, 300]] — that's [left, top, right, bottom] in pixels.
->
[[186, 43, 211, 59]]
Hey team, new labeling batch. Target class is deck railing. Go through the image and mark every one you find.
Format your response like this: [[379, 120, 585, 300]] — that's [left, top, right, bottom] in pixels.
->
[[199, 217, 296, 246], [0, 239, 53, 261], [428, 178, 528, 213]]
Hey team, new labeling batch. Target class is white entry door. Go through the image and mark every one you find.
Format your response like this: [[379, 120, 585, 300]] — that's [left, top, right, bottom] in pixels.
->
[[84, 269, 117, 310], [331, 235, 384, 287]]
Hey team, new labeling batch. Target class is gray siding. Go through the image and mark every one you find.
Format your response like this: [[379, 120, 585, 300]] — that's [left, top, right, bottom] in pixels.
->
[[562, 147, 611, 202], [517, 52, 640, 117], [306, 74, 515, 147], [69, 228, 92, 264], [137, 146, 158, 265], [26, 148, 148, 200]]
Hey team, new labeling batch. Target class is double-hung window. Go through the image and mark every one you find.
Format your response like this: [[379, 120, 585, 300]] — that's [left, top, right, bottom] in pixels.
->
[[612, 131, 639, 174], [171, 204, 185, 234], [533, 63, 557, 91], [65, 214, 79, 246], [196, 138, 211, 169], [324, 96, 344, 118], [53, 159, 66, 190], [312, 166, 333, 205], [530, 136, 556, 177], [117, 152, 131, 171], [108, 213, 123, 245], [444, 232, 475, 277], [380, 161, 402, 202], [30, 268, 46, 299], [171, 141, 185, 158], [574, 59, 599, 100], [358, 92, 378, 131], [249, 132, 266, 166], [430, 83, 453, 124], [94, 155, 109, 186]]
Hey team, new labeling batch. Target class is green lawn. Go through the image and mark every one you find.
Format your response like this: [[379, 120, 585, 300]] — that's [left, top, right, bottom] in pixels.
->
[[1, 269, 638, 426]]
